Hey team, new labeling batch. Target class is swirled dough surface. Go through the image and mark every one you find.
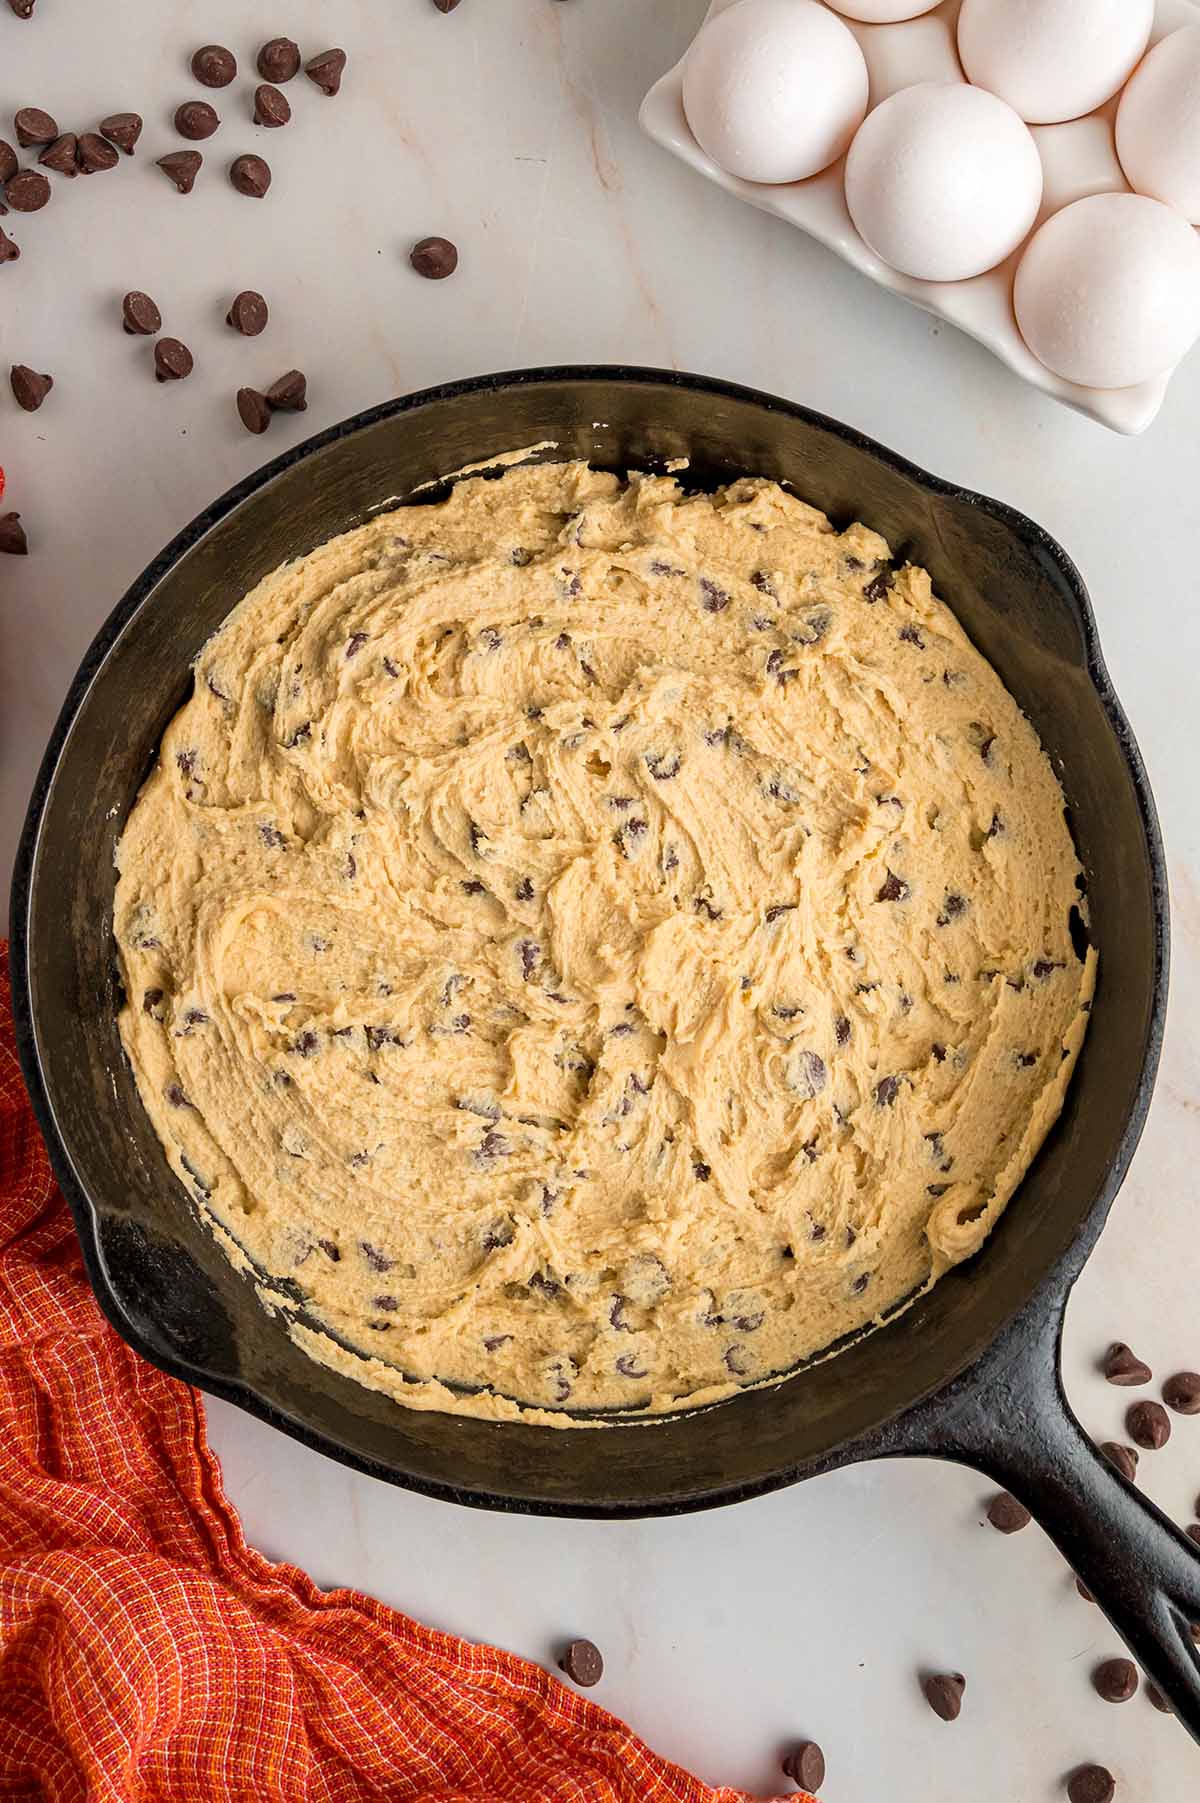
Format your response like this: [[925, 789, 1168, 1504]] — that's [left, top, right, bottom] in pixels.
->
[[114, 459, 1094, 1424]]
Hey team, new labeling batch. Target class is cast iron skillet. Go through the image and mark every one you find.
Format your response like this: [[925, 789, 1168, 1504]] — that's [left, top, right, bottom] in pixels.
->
[[11, 368, 1200, 1734]]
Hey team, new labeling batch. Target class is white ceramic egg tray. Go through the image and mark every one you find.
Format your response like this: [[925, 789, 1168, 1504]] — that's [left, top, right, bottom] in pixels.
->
[[640, 0, 1199, 434]]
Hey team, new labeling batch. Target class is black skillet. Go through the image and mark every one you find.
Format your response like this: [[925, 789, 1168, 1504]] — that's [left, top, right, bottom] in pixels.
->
[[11, 367, 1199, 1737]]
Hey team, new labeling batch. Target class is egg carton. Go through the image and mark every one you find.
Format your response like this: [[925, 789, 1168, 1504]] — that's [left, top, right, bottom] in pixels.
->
[[640, 0, 1199, 435]]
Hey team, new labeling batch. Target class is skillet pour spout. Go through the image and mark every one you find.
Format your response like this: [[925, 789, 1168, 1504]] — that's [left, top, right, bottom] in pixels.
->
[[9, 368, 1186, 1735]]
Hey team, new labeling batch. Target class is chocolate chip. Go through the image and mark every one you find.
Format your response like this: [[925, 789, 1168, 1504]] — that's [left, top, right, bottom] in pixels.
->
[[305, 48, 347, 95], [1186, 1524, 1200, 1548], [874, 1075, 900, 1108], [6, 1, 35, 17], [1075, 1576, 1094, 1603], [0, 227, 20, 265], [922, 1672, 964, 1722], [266, 368, 306, 410], [876, 869, 908, 903], [0, 512, 28, 554], [1092, 1657, 1137, 1703], [254, 85, 291, 128], [99, 112, 142, 155], [434, 0, 464, 9], [615, 1352, 647, 1378], [175, 101, 219, 141], [863, 566, 895, 603], [0, 141, 15, 184], [1162, 1371, 1200, 1414], [1127, 1399, 1170, 1450], [226, 289, 268, 335], [257, 38, 302, 82], [79, 132, 120, 173], [230, 154, 271, 197], [1146, 1680, 1173, 1714], [236, 387, 271, 434], [122, 291, 161, 336], [191, 45, 237, 88], [781, 1742, 825, 1790], [410, 235, 459, 279], [360, 1241, 393, 1273], [1102, 1342, 1152, 1386], [39, 134, 78, 176], [157, 150, 202, 192], [986, 1491, 1031, 1534], [1101, 1441, 1138, 1481], [6, 170, 50, 211], [154, 337, 193, 382], [558, 1639, 603, 1687], [14, 108, 57, 148], [10, 364, 51, 411], [1066, 1766, 1115, 1803]]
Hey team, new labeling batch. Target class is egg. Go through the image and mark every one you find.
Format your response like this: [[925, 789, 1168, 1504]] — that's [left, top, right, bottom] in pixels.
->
[[843, 83, 1043, 283], [824, 0, 941, 19], [1014, 193, 1200, 388], [1116, 26, 1200, 225], [957, 0, 1154, 124], [681, 0, 868, 185]]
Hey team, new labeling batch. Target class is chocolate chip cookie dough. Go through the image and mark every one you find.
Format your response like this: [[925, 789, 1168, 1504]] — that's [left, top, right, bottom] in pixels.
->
[[114, 458, 1095, 1424]]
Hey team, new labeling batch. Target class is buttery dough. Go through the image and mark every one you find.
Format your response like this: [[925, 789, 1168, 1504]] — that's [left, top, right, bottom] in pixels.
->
[[114, 459, 1095, 1424]]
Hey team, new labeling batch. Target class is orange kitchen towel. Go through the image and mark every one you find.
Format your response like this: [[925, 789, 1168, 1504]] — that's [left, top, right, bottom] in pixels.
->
[[0, 947, 798, 1803]]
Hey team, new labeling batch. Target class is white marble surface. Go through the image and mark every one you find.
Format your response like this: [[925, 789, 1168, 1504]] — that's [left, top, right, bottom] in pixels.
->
[[3, 3, 1200, 1797]]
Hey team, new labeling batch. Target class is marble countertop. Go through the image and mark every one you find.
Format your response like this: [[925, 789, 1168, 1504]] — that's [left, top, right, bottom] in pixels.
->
[[4, 2, 1200, 1796]]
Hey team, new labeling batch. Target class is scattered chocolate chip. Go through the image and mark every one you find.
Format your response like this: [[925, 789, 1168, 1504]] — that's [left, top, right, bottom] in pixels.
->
[[434, 0, 464, 9], [305, 48, 347, 94], [1127, 1400, 1170, 1450], [122, 290, 161, 335], [922, 1672, 965, 1722], [253, 84, 291, 128], [1162, 1371, 1200, 1414], [1101, 1441, 1138, 1481], [6, 169, 50, 211], [14, 108, 57, 149], [230, 154, 271, 197], [39, 134, 78, 176], [10, 364, 51, 411], [0, 228, 20, 265], [1186, 1524, 1200, 1548], [1102, 1342, 1152, 1386], [266, 368, 306, 410], [1066, 1765, 1115, 1803], [236, 386, 271, 434], [175, 101, 220, 141], [157, 150, 202, 192], [876, 869, 909, 903], [986, 1492, 1031, 1534], [1146, 1680, 1173, 1714], [154, 337, 193, 382], [558, 1639, 603, 1686], [781, 1742, 825, 1790], [257, 37, 302, 82], [191, 45, 237, 88], [99, 112, 142, 155], [226, 289, 268, 335], [1075, 1576, 1094, 1602], [6, 1, 36, 17], [0, 512, 28, 554], [79, 131, 120, 173], [1092, 1658, 1137, 1704], [0, 141, 16, 184], [410, 234, 458, 279]]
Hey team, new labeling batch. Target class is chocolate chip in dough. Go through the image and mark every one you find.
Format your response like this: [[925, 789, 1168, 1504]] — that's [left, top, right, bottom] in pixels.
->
[[10, 364, 51, 410], [257, 38, 301, 83], [410, 234, 458, 279], [986, 1491, 1031, 1534], [1101, 1441, 1138, 1481], [122, 290, 161, 335], [99, 112, 143, 155], [1092, 1658, 1138, 1703], [0, 141, 16, 184], [1127, 1399, 1170, 1450], [226, 289, 268, 335], [156, 150, 202, 193], [175, 101, 219, 141], [191, 44, 237, 88], [1163, 1371, 1200, 1414], [6, 169, 49, 211], [77, 132, 119, 173], [266, 368, 306, 411], [1066, 1767, 1115, 1803], [0, 512, 28, 553], [0, 226, 19, 264], [1146, 1680, 1173, 1713], [922, 1672, 965, 1722], [154, 337, 193, 382], [236, 387, 271, 434], [781, 1742, 825, 1790], [253, 85, 291, 127], [305, 48, 347, 95], [876, 869, 909, 903], [230, 154, 271, 197], [14, 108, 57, 148], [1102, 1342, 1152, 1386], [557, 1638, 603, 1687], [39, 134, 78, 176]]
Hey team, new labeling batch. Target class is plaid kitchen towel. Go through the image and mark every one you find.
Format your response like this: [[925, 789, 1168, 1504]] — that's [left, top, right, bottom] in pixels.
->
[[0, 946, 799, 1803]]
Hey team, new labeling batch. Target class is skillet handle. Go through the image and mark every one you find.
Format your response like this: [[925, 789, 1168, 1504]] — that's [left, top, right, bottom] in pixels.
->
[[897, 1291, 1200, 1739]]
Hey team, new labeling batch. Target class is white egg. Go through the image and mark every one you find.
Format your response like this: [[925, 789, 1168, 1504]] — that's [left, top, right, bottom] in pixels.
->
[[843, 83, 1043, 283], [825, 0, 941, 19], [1014, 193, 1200, 388], [1116, 26, 1200, 225], [681, 0, 868, 185], [957, 0, 1154, 124]]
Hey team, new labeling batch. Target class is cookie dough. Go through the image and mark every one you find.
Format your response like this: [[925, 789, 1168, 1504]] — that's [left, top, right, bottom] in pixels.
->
[[114, 459, 1095, 1424]]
